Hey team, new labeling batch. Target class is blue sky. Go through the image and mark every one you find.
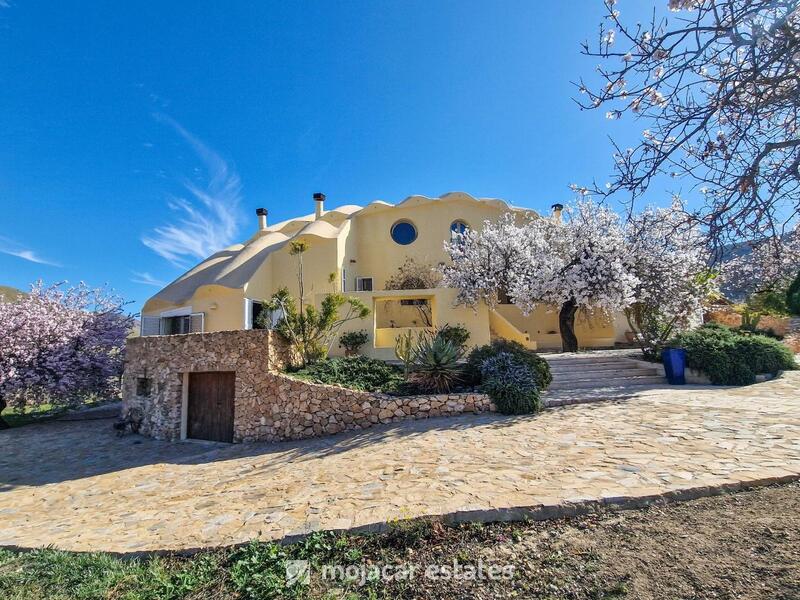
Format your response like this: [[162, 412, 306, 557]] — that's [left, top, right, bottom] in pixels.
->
[[1, 1, 669, 310]]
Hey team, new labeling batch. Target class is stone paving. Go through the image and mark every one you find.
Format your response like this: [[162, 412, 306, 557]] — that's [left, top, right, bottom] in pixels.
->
[[1, 373, 800, 554]]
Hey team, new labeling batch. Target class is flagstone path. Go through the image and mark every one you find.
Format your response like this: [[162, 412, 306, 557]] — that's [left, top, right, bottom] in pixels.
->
[[1, 373, 800, 554]]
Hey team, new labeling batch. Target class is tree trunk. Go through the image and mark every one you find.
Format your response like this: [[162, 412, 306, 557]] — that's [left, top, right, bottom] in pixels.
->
[[0, 395, 9, 429], [559, 299, 579, 353]]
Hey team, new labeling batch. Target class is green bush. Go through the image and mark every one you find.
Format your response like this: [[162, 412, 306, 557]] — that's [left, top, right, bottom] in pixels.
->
[[788, 271, 800, 315], [290, 356, 403, 392], [436, 324, 470, 351], [413, 333, 464, 393], [479, 352, 540, 415], [670, 324, 796, 385], [465, 339, 552, 390], [338, 329, 369, 354]]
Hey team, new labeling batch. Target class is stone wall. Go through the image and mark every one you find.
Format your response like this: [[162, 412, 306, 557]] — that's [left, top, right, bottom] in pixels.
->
[[123, 330, 493, 443], [705, 309, 791, 337]]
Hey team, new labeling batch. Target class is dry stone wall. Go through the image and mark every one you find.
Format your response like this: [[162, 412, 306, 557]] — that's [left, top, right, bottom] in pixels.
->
[[123, 330, 493, 443]]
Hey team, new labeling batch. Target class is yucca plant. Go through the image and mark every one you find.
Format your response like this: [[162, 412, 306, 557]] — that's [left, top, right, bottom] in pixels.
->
[[413, 332, 464, 393]]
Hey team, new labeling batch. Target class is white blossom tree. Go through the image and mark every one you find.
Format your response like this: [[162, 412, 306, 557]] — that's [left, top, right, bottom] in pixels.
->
[[624, 201, 714, 356], [718, 228, 800, 300], [443, 201, 638, 352], [576, 0, 800, 256], [443, 201, 712, 354]]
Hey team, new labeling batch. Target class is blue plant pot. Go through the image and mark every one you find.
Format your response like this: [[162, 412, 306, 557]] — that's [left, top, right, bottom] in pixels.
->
[[662, 347, 687, 385]]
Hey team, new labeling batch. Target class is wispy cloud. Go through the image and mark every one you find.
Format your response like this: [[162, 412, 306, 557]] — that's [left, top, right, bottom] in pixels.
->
[[0, 1, 10, 8], [131, 271, 167, 287], [143, 113, 242, 268], [0, 236, 60, 266]]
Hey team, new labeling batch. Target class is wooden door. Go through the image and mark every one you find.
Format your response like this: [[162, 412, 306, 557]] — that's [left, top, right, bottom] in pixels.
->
[[187, 371, 235, 442]]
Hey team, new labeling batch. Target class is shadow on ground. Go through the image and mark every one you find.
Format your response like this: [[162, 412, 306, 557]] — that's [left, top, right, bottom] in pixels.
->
[[0, 409, 548, 489]]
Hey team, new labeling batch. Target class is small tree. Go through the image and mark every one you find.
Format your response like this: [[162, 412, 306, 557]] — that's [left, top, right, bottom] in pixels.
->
[[260, 239, 370, 366], [264, 289, 370, 366], [384, 258, 442, 290], [624, 202, 714, 357], [0, 282, 133, 427]]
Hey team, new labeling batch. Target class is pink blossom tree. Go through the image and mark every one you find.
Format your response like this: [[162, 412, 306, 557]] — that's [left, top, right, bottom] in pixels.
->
[[0, 282, 133, 428]]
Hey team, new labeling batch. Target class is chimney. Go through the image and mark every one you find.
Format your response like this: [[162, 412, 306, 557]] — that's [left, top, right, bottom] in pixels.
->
[[551, 203, 564, 221], [313, 192, 326, 219], [256, 207, 268, 231]]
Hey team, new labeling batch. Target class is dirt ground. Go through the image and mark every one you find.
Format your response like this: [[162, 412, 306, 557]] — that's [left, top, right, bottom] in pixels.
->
[[324, 482, 800, 599]]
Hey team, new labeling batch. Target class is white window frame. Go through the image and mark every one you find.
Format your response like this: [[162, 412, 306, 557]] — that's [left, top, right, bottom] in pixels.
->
[[140, 307, 204, 335], [356, 276, 373, 292], [244, 298, 254, 329], [341, 268, 347, 292]]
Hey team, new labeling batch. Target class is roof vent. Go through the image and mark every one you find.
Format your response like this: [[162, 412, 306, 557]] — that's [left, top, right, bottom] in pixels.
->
[[551, 203, 564, 220]]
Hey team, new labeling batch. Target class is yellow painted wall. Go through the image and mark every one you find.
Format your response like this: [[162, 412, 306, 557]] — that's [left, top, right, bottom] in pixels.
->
[[496, 303, 623, 350], [352, 195, 518, 290], [327, 288, 490, 360]]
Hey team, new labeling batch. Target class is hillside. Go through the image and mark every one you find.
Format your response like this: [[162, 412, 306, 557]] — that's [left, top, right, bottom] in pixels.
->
[[0, 285, 24, 301]]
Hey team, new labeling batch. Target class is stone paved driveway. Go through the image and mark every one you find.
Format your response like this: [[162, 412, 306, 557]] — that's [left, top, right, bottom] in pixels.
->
[[2, 374, 800, 554]]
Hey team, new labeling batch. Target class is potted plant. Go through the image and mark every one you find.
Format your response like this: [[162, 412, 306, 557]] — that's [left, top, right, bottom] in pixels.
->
[[339, 330, 369, 356]]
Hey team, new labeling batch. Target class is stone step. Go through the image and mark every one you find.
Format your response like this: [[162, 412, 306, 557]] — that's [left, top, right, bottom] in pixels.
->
[[551, 368, 660, 383], [548, 374, 665, 390], [547, 361, 643, 373]]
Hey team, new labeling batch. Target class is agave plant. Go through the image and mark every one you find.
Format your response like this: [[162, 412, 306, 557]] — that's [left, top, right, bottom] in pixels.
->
[[413, 332, 464, 393]]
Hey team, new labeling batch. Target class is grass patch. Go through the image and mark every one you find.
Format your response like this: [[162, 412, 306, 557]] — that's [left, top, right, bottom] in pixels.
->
[[4, 482, 800, 598], [1, 397, 114, 428]]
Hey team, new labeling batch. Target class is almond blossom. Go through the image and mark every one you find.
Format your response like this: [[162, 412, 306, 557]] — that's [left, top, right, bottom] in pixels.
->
[[0, 282, 133, 427]]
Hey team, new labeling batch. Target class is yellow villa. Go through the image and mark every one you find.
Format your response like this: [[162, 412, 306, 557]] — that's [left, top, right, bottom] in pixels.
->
[[141, 192, 628, 357]]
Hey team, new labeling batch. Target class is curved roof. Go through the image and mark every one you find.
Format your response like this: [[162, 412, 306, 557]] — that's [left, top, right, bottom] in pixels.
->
[[147, 192, 535, 306]]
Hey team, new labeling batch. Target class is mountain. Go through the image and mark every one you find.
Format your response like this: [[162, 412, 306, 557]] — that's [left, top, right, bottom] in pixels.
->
[[0, 285, 24, 301]]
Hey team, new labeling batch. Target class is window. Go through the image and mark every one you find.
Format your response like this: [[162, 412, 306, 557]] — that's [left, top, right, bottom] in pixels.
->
[[162, 315, 192, 335], [162, 313, 203, 334], [140, 310, 203, 336], [356, 277, 373, 291], [245, 299, 265, 329], [450, 220, 469, 239], [342, 268, 347, 292], [400, 299, 428, 306], [136, 377, 152, 397], [390, 220, 417, 245]]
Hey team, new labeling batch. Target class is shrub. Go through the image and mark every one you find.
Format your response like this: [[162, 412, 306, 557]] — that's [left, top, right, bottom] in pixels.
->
[[670, 324, 796, 385], [290, 356, 403, 392], [436, 324, 470, 351], [412, 333, 464, 393], [479, 353, 540, 415], [464, 339, 552, 390], [338, 330, 369, 354]]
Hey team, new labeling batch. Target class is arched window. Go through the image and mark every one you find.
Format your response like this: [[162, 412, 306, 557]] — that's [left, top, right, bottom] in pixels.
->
[[391, 220, 418, 245], [450, 220, 469, 240]]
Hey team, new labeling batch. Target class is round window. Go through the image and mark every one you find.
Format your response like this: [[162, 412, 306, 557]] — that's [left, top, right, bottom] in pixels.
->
[[390, 220, 417, 245], [450, 220, 469, 238]]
